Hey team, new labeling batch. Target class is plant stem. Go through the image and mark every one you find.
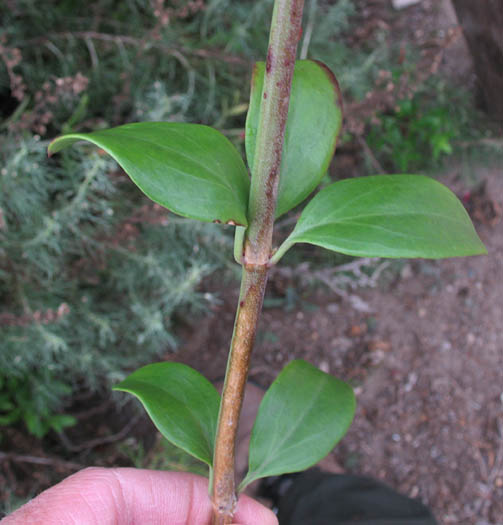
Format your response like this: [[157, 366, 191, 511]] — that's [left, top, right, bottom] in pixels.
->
[[245, 0, 304, 266], [211, 1, 304, 523], [211, 266, 268, 524]]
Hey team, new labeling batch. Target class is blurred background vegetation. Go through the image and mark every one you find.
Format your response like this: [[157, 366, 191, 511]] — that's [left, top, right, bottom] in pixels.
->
[[0, 0, 501, 512], [0, 0, 368, 443]]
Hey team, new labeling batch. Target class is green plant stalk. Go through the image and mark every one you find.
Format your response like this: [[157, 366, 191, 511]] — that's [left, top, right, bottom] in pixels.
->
[[210, 1, 305, 523]]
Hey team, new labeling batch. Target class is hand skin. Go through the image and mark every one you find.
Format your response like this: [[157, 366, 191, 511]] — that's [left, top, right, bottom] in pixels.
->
[[1, 467, 278, 525]]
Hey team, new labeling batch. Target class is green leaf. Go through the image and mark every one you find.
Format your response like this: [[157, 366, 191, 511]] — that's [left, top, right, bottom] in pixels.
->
[[48, 122, 250, 226], [114, 362, 220, 467], [0, 408, 20, 426], [24, 409, 45, 438], [276, 175, 487, 261], [246, 60, 343, 218], [48, 414, 77, 433], [240, 360, 355, 490]]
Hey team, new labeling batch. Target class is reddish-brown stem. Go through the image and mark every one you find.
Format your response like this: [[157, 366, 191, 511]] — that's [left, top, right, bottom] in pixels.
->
[[211, 266, 268, 524], [245, 0, 305, 266], [211, 1, 305, 523]]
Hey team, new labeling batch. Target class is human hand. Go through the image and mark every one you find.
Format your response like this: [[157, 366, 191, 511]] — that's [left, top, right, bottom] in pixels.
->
[[1, 467, 278, 524]]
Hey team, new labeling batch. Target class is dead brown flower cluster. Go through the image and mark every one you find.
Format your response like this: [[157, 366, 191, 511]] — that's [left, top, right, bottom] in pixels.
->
[[150, 0, 205, 39], [345, 27, 462, 138], [12, 72, 89, 136], [0, 303, 70, 328], [0, 37, 26, 101]]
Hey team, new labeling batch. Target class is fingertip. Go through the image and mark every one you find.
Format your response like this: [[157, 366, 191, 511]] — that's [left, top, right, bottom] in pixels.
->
[[234, 493, 278, 525]]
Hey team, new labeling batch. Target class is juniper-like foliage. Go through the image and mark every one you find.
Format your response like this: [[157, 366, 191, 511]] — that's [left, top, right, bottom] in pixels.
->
[[0, 130, 233, 436]]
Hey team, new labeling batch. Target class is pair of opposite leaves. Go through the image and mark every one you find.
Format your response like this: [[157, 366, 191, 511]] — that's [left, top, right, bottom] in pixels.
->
[[114, 359, 356, 491], [48, 60, 486, 260]]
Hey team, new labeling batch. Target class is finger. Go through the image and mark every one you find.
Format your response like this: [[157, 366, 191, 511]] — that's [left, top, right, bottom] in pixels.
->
[[234, 489, 278, 525], [1, 467, 277, 525]]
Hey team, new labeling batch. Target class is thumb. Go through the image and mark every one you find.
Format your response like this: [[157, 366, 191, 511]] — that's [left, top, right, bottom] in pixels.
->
[[2, 467, 278, 525]]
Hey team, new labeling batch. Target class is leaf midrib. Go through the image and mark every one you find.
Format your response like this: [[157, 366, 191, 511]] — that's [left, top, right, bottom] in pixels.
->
[[132, 148, 234, 199], [112, 132, 240, 196], [169, 125, 249, 205], [294, 210, 469, 239]]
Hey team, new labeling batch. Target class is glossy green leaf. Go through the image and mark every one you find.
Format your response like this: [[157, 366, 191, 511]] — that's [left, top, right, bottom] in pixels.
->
[[240, 360, 355, 490], [48, 122, 250, 225], [246, 60, 343, 218], [276, 175, 487, 261], [114, 362, 220, 466]]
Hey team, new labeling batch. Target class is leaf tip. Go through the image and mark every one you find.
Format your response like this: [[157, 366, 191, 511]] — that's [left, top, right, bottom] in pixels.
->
[[311, 60, 344, 117], [475, 243, 488, 256], [47, 139, 58, 157]]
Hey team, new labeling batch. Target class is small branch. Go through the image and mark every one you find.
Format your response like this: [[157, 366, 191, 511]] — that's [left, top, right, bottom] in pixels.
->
[[245, 0, 305, 266], [20, 32, 247, 65], [300, 0, 317, 59], [210, 1, 304, 523], [211, 267, 268, 524], [455, 138, 503, 148], [0, 452, 82, 471], [58, 413, 142, 452], [357, 135, 386, 174]]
